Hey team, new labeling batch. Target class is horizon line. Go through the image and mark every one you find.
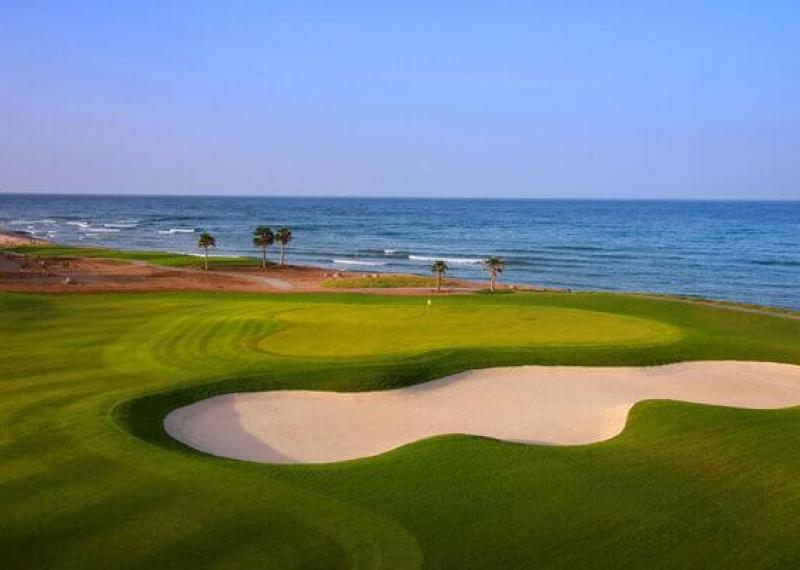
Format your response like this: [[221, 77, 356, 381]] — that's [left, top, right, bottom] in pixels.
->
[[0, 190, 798, 202]]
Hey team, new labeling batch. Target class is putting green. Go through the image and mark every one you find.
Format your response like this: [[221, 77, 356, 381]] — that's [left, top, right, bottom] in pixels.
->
[[261, 304, 683, 358]]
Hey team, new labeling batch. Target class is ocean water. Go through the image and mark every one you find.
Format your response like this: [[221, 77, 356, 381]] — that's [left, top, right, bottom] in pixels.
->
[[1, 194, 798, 310]]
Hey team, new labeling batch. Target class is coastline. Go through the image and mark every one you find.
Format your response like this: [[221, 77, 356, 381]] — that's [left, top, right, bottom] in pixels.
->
[[0, 233, 501, 295], [2, 231, 800, 320], [3, 195, 798, 310]]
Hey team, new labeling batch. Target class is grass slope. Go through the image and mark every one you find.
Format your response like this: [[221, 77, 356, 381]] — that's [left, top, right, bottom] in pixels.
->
[[1, 291, 800, 568]]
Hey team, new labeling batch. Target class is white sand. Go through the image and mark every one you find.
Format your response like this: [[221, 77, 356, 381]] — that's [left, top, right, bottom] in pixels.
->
[[164, 361, 800, 464]]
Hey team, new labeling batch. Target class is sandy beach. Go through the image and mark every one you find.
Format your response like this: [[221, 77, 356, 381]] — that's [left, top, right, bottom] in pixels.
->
[[165, 361, 800, 464]]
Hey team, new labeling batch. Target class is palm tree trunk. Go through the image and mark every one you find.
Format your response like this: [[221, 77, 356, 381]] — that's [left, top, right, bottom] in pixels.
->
[[204, 247, 209, 271], [437, 273, 442, 292], [261, 246, 267, 270], [490, 272, 495, 292], [280, 243, 286, 265]]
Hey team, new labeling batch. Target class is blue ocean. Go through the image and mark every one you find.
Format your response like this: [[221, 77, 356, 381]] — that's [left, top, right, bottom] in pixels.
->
[[1, 194, 798, 310]]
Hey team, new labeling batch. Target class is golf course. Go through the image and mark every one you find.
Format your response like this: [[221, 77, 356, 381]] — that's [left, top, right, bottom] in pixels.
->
[[3, 289, 800, 568]]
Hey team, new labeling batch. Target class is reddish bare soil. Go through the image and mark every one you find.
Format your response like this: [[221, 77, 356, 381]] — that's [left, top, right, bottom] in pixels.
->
[[0, 251, 494, 295]]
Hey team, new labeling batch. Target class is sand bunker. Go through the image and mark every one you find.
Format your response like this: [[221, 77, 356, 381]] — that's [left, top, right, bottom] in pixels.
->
[[164, 361, 800, 464]]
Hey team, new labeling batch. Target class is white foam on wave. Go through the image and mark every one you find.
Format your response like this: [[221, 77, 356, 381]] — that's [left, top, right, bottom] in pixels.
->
[[158, 228, 195, 235], [104, 222, 138, 228], [9, 219, 56, 226], [66, 221, 91, 228], [333, 259, 387, 266], [80, 227, 119, 233], [408, 255, 484, 265]]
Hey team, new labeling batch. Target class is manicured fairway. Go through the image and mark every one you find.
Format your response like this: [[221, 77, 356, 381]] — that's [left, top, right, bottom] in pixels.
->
[[2, 291, 800, 568]]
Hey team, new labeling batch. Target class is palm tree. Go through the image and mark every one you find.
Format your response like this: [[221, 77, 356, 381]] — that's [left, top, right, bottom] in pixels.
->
[[197, 232, 216, 270], [275, 227, 293, 266], [484, 256, 505, 292], [431, 260, 448, 293], [252, 226, 274, 270]]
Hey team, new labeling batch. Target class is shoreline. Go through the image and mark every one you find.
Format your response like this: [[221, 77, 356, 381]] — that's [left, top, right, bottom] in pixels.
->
[[3, 197, 798, 312], [0, 234, 501, 295], [1, 231, 799, 317]]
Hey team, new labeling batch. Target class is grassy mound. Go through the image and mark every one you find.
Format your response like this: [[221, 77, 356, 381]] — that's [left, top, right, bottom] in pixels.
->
[[2, 290, 800, 568]]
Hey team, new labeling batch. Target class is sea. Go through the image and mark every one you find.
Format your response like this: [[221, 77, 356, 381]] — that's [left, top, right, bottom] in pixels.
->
[[1, 194, 798, 310]]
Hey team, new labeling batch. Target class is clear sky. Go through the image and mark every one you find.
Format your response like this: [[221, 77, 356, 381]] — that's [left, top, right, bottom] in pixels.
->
[[1, 1, 798, 199]]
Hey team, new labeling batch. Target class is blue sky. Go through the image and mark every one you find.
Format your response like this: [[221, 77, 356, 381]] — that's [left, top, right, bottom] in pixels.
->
[[1, 1, 798, 198]]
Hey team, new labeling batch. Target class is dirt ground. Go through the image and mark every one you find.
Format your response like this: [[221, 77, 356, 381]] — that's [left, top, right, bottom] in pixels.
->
[[0, 250, 492, 295], [0, 228, 543, 295]]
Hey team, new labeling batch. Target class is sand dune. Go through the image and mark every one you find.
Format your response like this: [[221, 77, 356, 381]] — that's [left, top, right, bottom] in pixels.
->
[[164, 361, 800, 464]]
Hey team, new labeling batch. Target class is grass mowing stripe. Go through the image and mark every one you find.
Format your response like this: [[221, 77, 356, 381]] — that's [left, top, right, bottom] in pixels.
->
[[2, 290, 800, 568]]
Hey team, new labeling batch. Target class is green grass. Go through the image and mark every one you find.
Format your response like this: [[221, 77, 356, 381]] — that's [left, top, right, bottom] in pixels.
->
[[3, 244, 258, 267], [2, 290, 800, 568], [322, 274, 460, 288], [262, 304, 682, 358]]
